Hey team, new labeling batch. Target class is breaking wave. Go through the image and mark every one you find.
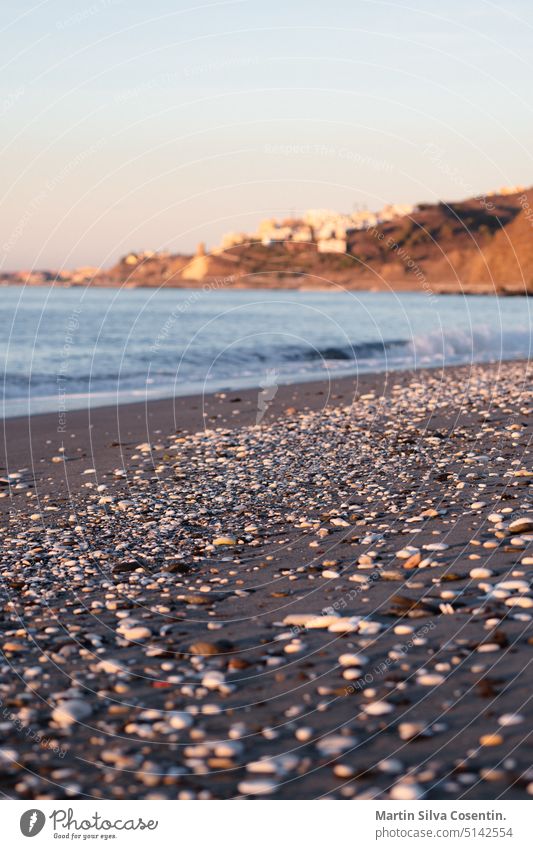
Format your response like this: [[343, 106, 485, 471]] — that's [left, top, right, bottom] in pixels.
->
[[1, 286, 530, 415]]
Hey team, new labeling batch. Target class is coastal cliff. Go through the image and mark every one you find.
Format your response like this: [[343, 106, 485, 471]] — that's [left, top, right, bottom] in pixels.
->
[[5, 188, 533, 294]]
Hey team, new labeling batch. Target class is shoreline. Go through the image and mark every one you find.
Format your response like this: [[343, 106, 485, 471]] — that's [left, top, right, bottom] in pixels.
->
[[1, 281, 531, 295], [0, 358, 532, 800], [2, 350, 530, 421], [1, 358, 529, 511]]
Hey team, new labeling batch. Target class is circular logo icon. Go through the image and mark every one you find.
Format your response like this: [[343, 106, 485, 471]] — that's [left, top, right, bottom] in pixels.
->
[[20, 810, 46, 837]]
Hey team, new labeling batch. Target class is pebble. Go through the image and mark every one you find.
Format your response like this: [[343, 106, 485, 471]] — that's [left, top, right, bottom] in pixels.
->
[[118, 626, 152, 642], [343, 668, 361, 680], [396, 546, 420, 559], [403, 552, 422, 569], [315, 735, 358, 755], [213, 536, 237, 546], [390, 782, 424, 800], [470, 567, 493, 578], [378, 759, 403, 774], [480, 734, 503, 746], [168, 712, 193, 730], [214, 741, 243, 758], [95, 658, 124, 674], [321, 569, 340, 579], [189, 641, 220, 656], [328, 617, 361, 633], [508, 518, 533, 534], [338, 653, 368, 667], [398, 722, 427, 741], [52, 700, 92, 728], [505, 597, 533, 608], [201, 671, 225, 690], [417, 673, 445, 686], [498, 713, 524, 727], [283, 613, 336, 628], [238, 779, 277, 796], [295, 727, 313, 742], [365, 701, 394, 716], [333, 764, 354, 778]]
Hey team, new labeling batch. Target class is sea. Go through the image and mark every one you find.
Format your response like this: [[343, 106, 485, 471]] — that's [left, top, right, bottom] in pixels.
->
[[1, 285, 531, 417]]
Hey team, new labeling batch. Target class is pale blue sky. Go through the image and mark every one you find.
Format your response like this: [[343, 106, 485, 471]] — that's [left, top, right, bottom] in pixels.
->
[[1, 0, 533, 269]]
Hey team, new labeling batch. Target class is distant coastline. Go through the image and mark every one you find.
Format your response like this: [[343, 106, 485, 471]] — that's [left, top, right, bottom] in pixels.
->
[[4, 186, 532, 295]]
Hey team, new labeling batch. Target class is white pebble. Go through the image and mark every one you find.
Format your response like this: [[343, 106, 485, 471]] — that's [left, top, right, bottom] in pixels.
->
[[338, 653, 368, 667], [52, 700, 92, 728], [390, 782, 424, 800], [365, 701, 394, 716], [238, 779, 277, 796], [498, 713, 524, 727], [417, 673, 445, 686], [168, 712, 193, 730], [470, 567, 493, 578]]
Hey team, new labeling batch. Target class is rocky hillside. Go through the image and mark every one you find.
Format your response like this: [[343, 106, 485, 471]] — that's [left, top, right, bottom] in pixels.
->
[[100, 189, 532, 294], [5, 189, 532, 293]]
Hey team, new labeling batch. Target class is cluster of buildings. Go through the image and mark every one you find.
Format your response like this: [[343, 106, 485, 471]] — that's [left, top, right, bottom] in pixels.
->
[[215, 203, 415, 255], [488, 185, 525, 196], [122, 249, 169, 266], [117, 189, 525, 268]]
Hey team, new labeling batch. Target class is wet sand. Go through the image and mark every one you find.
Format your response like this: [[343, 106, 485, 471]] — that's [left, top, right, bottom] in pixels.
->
[[0, 360, 532, 800]]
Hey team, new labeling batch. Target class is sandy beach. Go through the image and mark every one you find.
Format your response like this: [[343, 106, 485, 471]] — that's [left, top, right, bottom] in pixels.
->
[[0, 359, 532, 800]]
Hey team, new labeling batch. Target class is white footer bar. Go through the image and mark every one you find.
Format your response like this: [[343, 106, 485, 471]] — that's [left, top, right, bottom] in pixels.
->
[[4, 800, 530, 848]]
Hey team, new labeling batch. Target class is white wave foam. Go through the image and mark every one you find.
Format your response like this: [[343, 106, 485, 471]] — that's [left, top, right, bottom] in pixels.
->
[[410, 326, 532, 364]]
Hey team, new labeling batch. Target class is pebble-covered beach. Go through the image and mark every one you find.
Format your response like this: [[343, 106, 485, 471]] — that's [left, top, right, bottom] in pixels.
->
[[0, 360, 532, 800]]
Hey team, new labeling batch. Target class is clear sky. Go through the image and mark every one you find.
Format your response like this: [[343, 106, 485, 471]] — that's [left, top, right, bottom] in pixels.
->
[[2, 0, 533, 270]]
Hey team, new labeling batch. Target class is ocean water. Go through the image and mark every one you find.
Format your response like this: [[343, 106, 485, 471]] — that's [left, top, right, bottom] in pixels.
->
[[1, 286, 531, 417]]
